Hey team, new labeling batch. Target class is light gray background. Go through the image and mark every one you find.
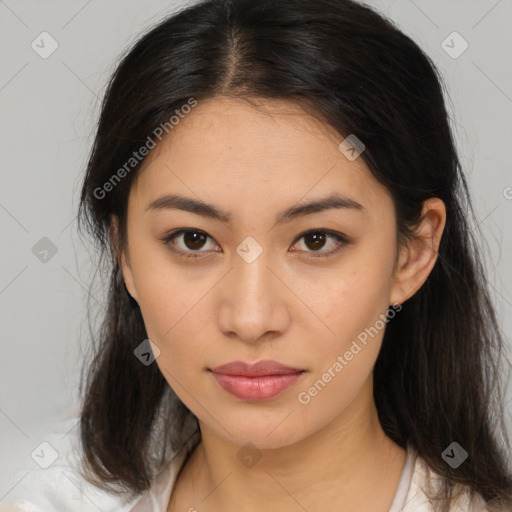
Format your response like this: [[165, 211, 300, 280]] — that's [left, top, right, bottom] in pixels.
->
[[1, 0, 511, 498]]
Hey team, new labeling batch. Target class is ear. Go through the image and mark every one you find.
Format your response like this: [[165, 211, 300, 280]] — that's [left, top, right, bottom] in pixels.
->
[[110, 215, 139, 302], [389, 197, 446, 306]]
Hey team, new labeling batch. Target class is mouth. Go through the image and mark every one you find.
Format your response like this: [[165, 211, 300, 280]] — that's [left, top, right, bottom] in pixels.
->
[[209, 360, 306, 401]]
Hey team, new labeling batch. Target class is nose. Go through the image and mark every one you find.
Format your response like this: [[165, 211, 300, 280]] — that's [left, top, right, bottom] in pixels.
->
[[216, 247, 291, 345]]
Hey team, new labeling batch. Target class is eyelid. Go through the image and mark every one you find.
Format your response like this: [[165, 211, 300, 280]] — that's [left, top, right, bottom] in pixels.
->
[[290, 228, 350, 258], [160, 229, 219, 258], [160, 228, 351, 259]]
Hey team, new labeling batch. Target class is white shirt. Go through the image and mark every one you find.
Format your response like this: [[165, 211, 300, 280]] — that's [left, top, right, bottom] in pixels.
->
[[1, 417, 491, 512]]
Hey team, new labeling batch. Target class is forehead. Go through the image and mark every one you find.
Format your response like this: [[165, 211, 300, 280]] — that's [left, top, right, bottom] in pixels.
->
[[139, 96, 344, 170], [129, 96, 392, 222]]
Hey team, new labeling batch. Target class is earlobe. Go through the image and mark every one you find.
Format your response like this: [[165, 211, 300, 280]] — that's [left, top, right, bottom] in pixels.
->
[[389, 197, 446, 306]]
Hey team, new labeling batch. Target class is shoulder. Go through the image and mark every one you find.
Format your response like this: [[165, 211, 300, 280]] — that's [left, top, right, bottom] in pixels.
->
[[0, 417, 140, 512], [402, 451, 493, 512]]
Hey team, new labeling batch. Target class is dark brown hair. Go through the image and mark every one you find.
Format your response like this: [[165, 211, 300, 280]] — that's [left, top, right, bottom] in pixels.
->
[[76, 0, 512, 510]]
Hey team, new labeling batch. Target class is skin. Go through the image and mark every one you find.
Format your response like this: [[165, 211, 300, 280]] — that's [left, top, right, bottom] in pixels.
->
[[112, 96, 446, 512]]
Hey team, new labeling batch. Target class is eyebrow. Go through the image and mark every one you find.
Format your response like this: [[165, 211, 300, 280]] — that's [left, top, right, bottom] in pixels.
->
[[145, 192, 365, 225]]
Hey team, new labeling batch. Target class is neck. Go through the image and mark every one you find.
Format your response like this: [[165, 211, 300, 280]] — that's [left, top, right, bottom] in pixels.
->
[[180, 377, 406, 512]]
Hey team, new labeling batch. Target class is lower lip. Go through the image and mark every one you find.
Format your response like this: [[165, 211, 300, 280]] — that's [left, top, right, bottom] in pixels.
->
[[210, 371, 305, 401]]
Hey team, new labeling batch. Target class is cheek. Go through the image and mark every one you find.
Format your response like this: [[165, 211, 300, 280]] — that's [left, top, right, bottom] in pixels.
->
[[141, 290, 211, 368], [145, 295, 211, 391], [126, 249, 211, 365], [304, 249, 395, 382], [293, 270, 390, 420], [319, 263, 392, 342], [130, 239, 206, 326]]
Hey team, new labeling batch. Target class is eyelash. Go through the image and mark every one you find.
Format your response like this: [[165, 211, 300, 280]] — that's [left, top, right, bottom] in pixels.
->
[[159, 228, 351, 259]]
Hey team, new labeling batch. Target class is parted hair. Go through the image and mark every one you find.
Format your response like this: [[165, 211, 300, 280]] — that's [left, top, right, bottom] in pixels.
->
[[76, 1, 512, 510]]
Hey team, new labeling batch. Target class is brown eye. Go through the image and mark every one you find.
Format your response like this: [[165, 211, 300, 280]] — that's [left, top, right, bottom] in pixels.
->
[[182, 231, 208, 250], [161, 228, 350, 260], [291, 230, 350, 258], [161, 229, 218, 257], [303, 232, 327, 251]]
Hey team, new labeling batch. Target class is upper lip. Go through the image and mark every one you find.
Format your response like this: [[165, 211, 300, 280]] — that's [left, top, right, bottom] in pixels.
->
[[210, 360, 305, 376]]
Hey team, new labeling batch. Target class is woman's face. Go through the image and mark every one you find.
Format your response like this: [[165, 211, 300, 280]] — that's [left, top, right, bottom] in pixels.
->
[[118, 96, 404, 449]]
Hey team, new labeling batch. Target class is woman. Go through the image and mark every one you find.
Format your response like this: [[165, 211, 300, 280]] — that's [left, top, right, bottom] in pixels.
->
[[6, 0, 512, 511]]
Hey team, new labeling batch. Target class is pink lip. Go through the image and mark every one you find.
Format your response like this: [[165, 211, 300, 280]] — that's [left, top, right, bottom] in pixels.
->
[[209, 360, 306, 401]]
